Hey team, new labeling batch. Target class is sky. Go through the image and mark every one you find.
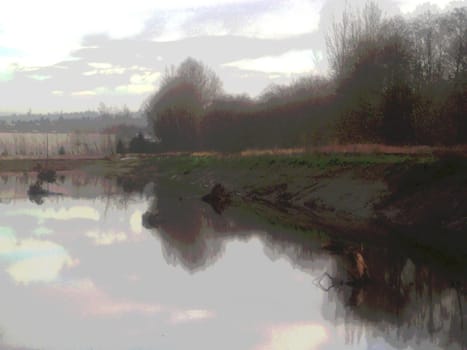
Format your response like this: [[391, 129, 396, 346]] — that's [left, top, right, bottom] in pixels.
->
[[0, 0, 465, 113]]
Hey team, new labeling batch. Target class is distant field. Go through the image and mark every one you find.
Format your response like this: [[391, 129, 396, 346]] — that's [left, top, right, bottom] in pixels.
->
[[0, 132, 115, 158]]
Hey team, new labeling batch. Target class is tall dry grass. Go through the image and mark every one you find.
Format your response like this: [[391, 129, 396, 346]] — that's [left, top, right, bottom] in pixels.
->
[[238, 144, 467, 157], [0, 132, 116, 159]]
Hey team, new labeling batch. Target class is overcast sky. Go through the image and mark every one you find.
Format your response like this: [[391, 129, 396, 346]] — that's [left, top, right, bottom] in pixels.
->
[[0, 0, 464, 113]]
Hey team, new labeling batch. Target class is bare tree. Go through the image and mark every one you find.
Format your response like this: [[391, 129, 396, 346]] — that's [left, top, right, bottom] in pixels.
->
[[144, 58, 223, 150], [176, 57, 223, 108], [326, 1, 383, 80]]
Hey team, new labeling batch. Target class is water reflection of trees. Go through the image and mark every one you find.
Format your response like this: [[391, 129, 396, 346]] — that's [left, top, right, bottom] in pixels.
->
[[4, 172, 143, 209], [142, 178, 466, 350], [320, 247, 466, 350], [142, 179, 228, 272]]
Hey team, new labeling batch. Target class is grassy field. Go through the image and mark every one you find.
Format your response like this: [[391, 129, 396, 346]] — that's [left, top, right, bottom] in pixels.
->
[[0, 147, 447, 192]]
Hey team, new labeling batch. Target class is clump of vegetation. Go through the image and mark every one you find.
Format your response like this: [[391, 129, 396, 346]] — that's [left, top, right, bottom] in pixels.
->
[[37, 168, 57, 183], [27, 164, 58, 204], [27, 177, 49, 205], [202, 183, 232, 214], [128, 132, 158, 153], [116, 139, 126, 154], [27, 180, 48, 196]]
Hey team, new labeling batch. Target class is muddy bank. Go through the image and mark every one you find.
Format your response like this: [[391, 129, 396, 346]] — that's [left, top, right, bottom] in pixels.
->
[[136, 153, 466, 263], [255, 161, 464, 257], [3, 152, 465, 261]]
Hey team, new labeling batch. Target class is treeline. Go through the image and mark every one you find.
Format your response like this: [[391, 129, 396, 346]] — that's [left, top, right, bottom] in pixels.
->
[[0, 104, 145, 134], [144, 3, 466, 152], [329, 3, 466, 145], [143, 61, 337, 152]]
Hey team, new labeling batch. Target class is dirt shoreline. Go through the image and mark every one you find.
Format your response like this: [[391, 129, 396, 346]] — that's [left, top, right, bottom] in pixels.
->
[[139, 153, 467, 264], [2, 153, 466, 263]]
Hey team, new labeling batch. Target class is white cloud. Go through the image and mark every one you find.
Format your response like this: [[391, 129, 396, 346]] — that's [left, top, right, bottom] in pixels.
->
[[0, 226, 15, 245], [6, 252, 73, 284], [88, 63, 113, 69], [49, 279, 162, 317], [130, 210, 143, 234], [33, 226, 54, 236], [144, 0, 253, 9], [194, 20, 229, 37], [115, 71, 161, 95], [70, 70, 159, 97], [0, 0, 321, 73], [397, 0, 454, 13], [255, 323, 328, 350], [71, 90, 98, 96], [0, 2, 152, 68], [153, 10, 197, 42], [6, 206, 100, 222], [0, 61, 17, 82], [236, 0, 322, 39], [151, 0, 323, 41], [71, 87, 111, 96], [83, 62, 127, 76], [224, 50, 317, 74], [130, 65, 154, 71], [169, 309, 216, 324], [115, 84, 156, 95], [83, 71, 100, 76], [85, 230, 127, 245], [28, 74, 52, 81], [0, 234, 74, 284], [0, 0, 255, 70]]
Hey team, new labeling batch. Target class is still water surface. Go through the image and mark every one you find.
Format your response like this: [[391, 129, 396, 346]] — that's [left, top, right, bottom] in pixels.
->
[[0, 173, 465, 350]]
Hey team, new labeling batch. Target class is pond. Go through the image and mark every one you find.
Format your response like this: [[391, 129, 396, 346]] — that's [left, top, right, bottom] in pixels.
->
[[0, 173, 465, 350]]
